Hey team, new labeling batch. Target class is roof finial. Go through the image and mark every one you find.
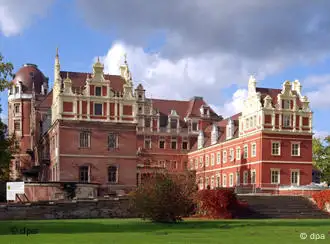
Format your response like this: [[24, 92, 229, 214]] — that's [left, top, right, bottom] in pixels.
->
[[97, 56, 100, 62], [66, 72, 69, 79], [124, 53, 127, 64], [56, 47, 59, 57]]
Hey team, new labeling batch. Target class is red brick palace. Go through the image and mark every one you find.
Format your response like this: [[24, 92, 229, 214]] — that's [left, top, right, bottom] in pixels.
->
[[8, 49, 313, 194]]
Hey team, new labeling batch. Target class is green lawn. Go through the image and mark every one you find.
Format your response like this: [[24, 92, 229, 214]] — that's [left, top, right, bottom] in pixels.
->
[[0, 218, 329, 244]]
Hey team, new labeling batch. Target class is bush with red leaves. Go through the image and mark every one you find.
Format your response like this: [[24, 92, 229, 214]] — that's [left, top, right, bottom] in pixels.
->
[[195, 188, 246, 219], [312, 190, 330, 210]]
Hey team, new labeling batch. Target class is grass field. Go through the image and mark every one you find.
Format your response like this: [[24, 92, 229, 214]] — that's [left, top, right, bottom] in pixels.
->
[[0, 218, 329, 244]]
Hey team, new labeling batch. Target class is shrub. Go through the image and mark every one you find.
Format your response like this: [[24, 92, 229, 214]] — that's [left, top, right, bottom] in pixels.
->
[[312, 190, 330, 210], [195, 188, 245, 219], [132, 173, 196, 223], [60, 182, 77, 200]]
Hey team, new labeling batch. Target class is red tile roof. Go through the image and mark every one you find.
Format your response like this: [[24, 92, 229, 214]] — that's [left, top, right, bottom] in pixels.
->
[[256, 87, 302, 108]]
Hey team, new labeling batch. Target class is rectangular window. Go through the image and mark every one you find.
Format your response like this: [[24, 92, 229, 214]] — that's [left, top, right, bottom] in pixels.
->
[[79, 131, 90, 148], [271, 169, 280, 184], [182, 141, 188, 150], [253, 115, 257, 127], [205, 177, 209, 188], [230, 148, 234, 162], [184, 161, 188, 169], [192, 122, 198, 131], [283, 115, 291, 127], [211, 176, 215, 189], [15, 161, 20, 171], [211, 153, 215, 166], [205, 155, 209, 167], [251, 170, 256, 184], [243, 145, 248, 159], [79, 166, 89, 183], [199, 156, 204, 168], [229, 173, 234, 187], [108, 166, 117, 183], [222, 174, 227, 187], [171, 140, 177, 149], [95, 86, 102, 96], [216, 152, 221, 164], [236, 147, 241, 160], [108, 133, 118, 149], [291, 143, 300, 156], [243, 171, 248, 185], [144, 136, 151, 149], [251, 143, 256, 157], [245, 118, 249, 129], [14, 120, 21, 131], [249, 117, 253, 128], [283, 100, 290, 109], [94, 103, 103, 115], [236, 172, 240, 186], [15, 86, 19, 94], [272, 142, 280, 155], [195, 159, 198, 169], [159, 137, 165, 149], [216, 175, 220, 188], [291, 170, 299, 186], [171, 161, 177, 169], [14, 103, 20, 113], [223, 151, 227, 163]]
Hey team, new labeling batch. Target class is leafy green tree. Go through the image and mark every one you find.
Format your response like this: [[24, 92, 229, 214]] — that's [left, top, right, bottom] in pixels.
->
[[0, 53, 18, 181], [313, 136, 330, 183]]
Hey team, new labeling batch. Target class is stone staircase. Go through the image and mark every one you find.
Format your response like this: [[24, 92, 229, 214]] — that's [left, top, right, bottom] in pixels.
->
[[236, 195, 330, 219]]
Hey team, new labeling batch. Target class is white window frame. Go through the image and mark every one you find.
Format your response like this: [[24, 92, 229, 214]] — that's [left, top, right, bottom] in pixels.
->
[[95, 86, 102, 96], [205, 155, 209, 167], [251, 143, 256, 157], [194, 159, 198, 170], [216, 152, 221, 164], [230, 148, 234, 162], [222, 174, 227, 187], [271, 141, 281, 156], [243, 171, 248, 185], [216, 174, 220, 188], [229, 173, 234, 187], [211, 153, 215, 166], [94, 103, 103, 116], [144, 136, 151, 149], [291, 142, 300, 156], [283, 99, 290, 109], [243, 145, 248, 159], [283, 114, 291, 127], [211, 176, 215, 189], [251, 170, 256, 184], [223, 151, 227, 163], [236, 147, 241, 160], [199, 156, 204, 168], [271, 168, 280, 184], [236, 171, 240, 186], [199, 177, 204, 190], [205, 177, 209, 188], [291, 169, 300, 186]]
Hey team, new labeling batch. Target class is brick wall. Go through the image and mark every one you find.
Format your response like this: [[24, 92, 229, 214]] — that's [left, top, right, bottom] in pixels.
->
[[0, 198, 136, 220]]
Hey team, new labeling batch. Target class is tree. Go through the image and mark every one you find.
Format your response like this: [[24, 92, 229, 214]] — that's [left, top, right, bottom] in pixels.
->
[[313, 136, 330, 183], [0, 53, 17, 181]]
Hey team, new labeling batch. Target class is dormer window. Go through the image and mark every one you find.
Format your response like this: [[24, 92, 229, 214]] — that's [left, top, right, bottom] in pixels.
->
[[95, 86, 102, 96], [170, 119, 177, 129], [283, 100, 290, 109], [15, 86, 19, 94], [192, 122, 198, 131]]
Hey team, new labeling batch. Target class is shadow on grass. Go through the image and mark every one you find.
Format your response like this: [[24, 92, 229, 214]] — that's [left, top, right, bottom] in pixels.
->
[[0, 218, 330, 235]]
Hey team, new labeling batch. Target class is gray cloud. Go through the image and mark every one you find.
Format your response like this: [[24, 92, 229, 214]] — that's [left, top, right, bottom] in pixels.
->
[[76, 0, 330, 60]]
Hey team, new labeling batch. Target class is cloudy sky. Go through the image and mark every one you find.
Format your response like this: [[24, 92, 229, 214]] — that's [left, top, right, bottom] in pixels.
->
[[0, 0, 329, 138]]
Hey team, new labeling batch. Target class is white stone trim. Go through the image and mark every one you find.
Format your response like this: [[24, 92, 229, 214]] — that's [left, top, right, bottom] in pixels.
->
[[8, 93, 33, 101], [59, 154, 137, 159]]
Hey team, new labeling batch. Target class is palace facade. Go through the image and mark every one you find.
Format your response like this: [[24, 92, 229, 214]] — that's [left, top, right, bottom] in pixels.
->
[[8, 50, 313, 195]]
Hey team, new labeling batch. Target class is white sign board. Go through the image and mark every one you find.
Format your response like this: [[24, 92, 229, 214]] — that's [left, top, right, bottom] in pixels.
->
[[6, 182, 25, 201]]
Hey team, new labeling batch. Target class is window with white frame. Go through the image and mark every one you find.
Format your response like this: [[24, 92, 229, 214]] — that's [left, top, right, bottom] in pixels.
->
[[236, 147, 241, 160], [95, 86, 102, 96], [108, 133, 118, 149], [195, 159, 198, 169], [211, 153, 215, 166], [283, 99, 290, 109], [94, 103, 103, 115], [291, 143, 300, 156], [272, 142, 280, 155], [80, 131, 90, 148], [205, 177, 209, 188], [199, 178, 204, 190], [271, 169, 280, 184], [144, 136, 151, 149], [171, 137, 177, 149], [245, 118, 249, 129], [243, 145, 248, 159], [159, 136, 165, 149], [211, 176, 215, 189], [251, 170, 256, 184], [230, 148, 234, 162], [205, 155, 209, 167], [253, 115, 257, 127], [223, 151, 227, 163], [283, 115, 291, 127], [249, 117, 253, 128], [229, 173, 234, 187], [216, 152, 221, 164], [251, 143, 256, 157], [108, 166, 117, 183], [216, 174, 220, 187], [291, 170, 300, 186], [243, 171, 248, 185], [222, 174, 227, 187], [236, 171, 240, 186], [199, 156, 204, 168]]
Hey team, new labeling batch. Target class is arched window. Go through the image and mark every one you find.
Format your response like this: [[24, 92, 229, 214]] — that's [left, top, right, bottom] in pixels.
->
[[108, 166, 117, 183]]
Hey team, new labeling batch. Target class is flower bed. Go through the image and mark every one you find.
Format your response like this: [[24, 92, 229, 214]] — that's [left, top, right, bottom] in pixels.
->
[[312, 190, 330, 212]]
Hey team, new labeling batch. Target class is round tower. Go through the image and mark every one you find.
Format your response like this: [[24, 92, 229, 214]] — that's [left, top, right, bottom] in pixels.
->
[[8, 63, 48, 180]]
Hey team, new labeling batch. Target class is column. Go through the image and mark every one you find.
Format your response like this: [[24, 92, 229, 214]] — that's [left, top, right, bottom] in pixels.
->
[[157, 116, 160, 132], [279, 113, 282, 130], [74, 99, 78, 119], [309, 114, 313, 133], [119, 103, 123, 121], [292, 112, 296, 132], [114, 101, 118, 121], [271, 112, 275, 130], [299, 115, 302, 131], [79, 100, 82, 119], [177, 118, 180, 133], [87, 99, 90, 120], [261, 111, 265, 130], [107, 101, 110, 121]]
